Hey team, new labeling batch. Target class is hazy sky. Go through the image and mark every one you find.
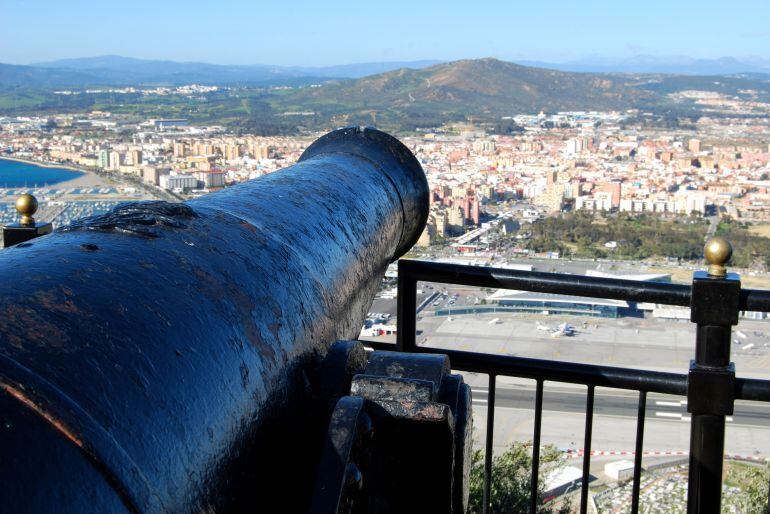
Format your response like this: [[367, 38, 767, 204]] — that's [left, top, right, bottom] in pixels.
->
[[2, 0, 769, 65]]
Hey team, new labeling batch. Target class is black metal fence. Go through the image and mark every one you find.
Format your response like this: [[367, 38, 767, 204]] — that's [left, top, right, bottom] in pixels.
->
[[368, 257, 770, 514]]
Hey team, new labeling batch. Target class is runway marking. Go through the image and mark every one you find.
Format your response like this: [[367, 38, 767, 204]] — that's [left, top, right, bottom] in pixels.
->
[[647, 415, 733, 423], [656, 401, 682, 407], [473, 399, 488, 404]]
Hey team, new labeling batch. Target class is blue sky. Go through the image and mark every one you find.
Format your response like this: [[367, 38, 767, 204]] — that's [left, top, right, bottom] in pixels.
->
[[2, 0, 769, 65]]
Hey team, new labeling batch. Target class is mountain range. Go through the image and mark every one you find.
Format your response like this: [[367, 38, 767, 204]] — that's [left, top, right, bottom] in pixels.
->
[[1, 56, 769, 134], [518, 55, 770, 76], [242, 58, 769, 133], [265, 59, 653, 129], [0, 56, 441, 87], [2, 54, 770, 89]]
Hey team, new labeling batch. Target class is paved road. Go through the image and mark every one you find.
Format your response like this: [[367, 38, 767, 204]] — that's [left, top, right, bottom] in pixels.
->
[[469, 383, 770, 428], [706, 215, 719, 239]]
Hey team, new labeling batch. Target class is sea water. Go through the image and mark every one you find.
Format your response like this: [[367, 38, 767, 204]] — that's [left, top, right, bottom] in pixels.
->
[[0, 158, 84, 188]]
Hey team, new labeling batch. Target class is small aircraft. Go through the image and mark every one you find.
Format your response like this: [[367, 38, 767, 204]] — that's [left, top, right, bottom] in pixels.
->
[[550, 322, 576, 338], [537, 321, 576, 337]]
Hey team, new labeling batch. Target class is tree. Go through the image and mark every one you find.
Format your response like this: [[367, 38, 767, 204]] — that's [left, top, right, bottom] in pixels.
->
[[468, 442, 572, 513], [491, 119, 525, 135]]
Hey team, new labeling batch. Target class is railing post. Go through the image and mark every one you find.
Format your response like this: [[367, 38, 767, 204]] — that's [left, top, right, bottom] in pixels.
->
[[396, 260, 417, 352], [2, 194, 52, 248], [686, 237, 740, 514]]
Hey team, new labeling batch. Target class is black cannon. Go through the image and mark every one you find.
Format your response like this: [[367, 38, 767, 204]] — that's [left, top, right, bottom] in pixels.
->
[[0, 127, 471, 513]]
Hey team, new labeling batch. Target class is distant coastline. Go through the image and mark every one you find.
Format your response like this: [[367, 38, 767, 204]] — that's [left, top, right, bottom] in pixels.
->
[[0, 155, 86, 174], [0, 155, 111, 189]]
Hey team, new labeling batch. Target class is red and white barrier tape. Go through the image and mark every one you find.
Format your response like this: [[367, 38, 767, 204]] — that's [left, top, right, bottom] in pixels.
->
[[562, 449, 768, 462]]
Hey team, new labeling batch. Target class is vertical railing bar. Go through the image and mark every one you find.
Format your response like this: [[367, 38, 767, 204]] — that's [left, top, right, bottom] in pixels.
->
[[396, 266, 417, 353], [529, 379, 544, 514], [482, 374, 496, 514], [580, 385, 595, 514], [631, 390, 647, 514]]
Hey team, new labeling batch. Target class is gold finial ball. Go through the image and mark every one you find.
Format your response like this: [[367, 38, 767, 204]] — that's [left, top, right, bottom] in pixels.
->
[[704, 236, 732, 266], [15, 193, 38, 225], [704, 236, 732, 277]]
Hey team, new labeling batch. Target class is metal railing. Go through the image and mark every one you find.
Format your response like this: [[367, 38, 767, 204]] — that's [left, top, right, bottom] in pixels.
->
[[367, 243, 770, 514]]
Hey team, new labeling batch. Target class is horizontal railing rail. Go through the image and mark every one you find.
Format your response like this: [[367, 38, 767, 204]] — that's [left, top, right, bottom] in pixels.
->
[[396, 259, 693, 306], [741, 288, 770, 312], [368, 341, 688, 394], [369, 340, 770, 402], [396, 258, 770, 312], [383, 248, 770, 514]]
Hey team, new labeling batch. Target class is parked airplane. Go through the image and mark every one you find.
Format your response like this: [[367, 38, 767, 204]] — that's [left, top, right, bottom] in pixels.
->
[[536, 322, 576, 337], [549, 323, 576, 338]]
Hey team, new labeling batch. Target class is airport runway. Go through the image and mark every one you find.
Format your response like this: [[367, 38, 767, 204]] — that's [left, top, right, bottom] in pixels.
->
[[469, 383, 770, 428]]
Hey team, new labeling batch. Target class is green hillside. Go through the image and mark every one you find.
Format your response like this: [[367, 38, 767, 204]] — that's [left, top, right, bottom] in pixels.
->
[[2, 58, 769, 134], [262, 58, 656, 130]]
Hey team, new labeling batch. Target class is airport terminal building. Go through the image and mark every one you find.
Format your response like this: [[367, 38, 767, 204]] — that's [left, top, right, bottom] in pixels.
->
[[484, 289, 631, 318], [486, 271, 672, 318], [435, 270, 672, 319]]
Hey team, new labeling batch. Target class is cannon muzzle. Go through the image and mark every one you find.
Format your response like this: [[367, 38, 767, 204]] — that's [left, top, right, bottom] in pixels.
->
[[0, 127, 430, 512]]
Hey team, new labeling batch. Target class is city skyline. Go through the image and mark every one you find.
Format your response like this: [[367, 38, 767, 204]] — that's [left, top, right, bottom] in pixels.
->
[[2, 0, 769, 66]]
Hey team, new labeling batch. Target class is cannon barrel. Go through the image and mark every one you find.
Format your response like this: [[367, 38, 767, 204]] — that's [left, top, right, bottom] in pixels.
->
[[0, 127, 429, 512]]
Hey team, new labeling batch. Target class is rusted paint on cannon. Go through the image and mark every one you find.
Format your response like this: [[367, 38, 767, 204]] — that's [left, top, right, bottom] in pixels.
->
[[0, 127, 428, 512]]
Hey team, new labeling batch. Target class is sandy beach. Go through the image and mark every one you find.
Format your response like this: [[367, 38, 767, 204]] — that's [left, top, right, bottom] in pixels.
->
[[54, 171, 112, 188]]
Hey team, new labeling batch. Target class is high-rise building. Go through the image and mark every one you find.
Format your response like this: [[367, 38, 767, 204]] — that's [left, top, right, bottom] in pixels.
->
[[129, 150, 143, 166], [434, 210, 448, 237], [478, 184, 494, 202], [173, 142, 188, 158], [197, 171, 227, 188], [97, 149, 109, 169], [249, 144, 269, 160], [462, 195, 480, 225], [192, 142, 215, 156], [676, 156, 695, 170], [141, 166, 167, 186], [448, 205, 465, 235], [108, 151, 123, 171], [451, 186, 468, 200], [547, 169, 559, 186], [570, 179, 583, 198], [224, 144, 241, 161], [472, 140, 496, 154], [541, 184, 565, 213], [685, 194, 706, 215]]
